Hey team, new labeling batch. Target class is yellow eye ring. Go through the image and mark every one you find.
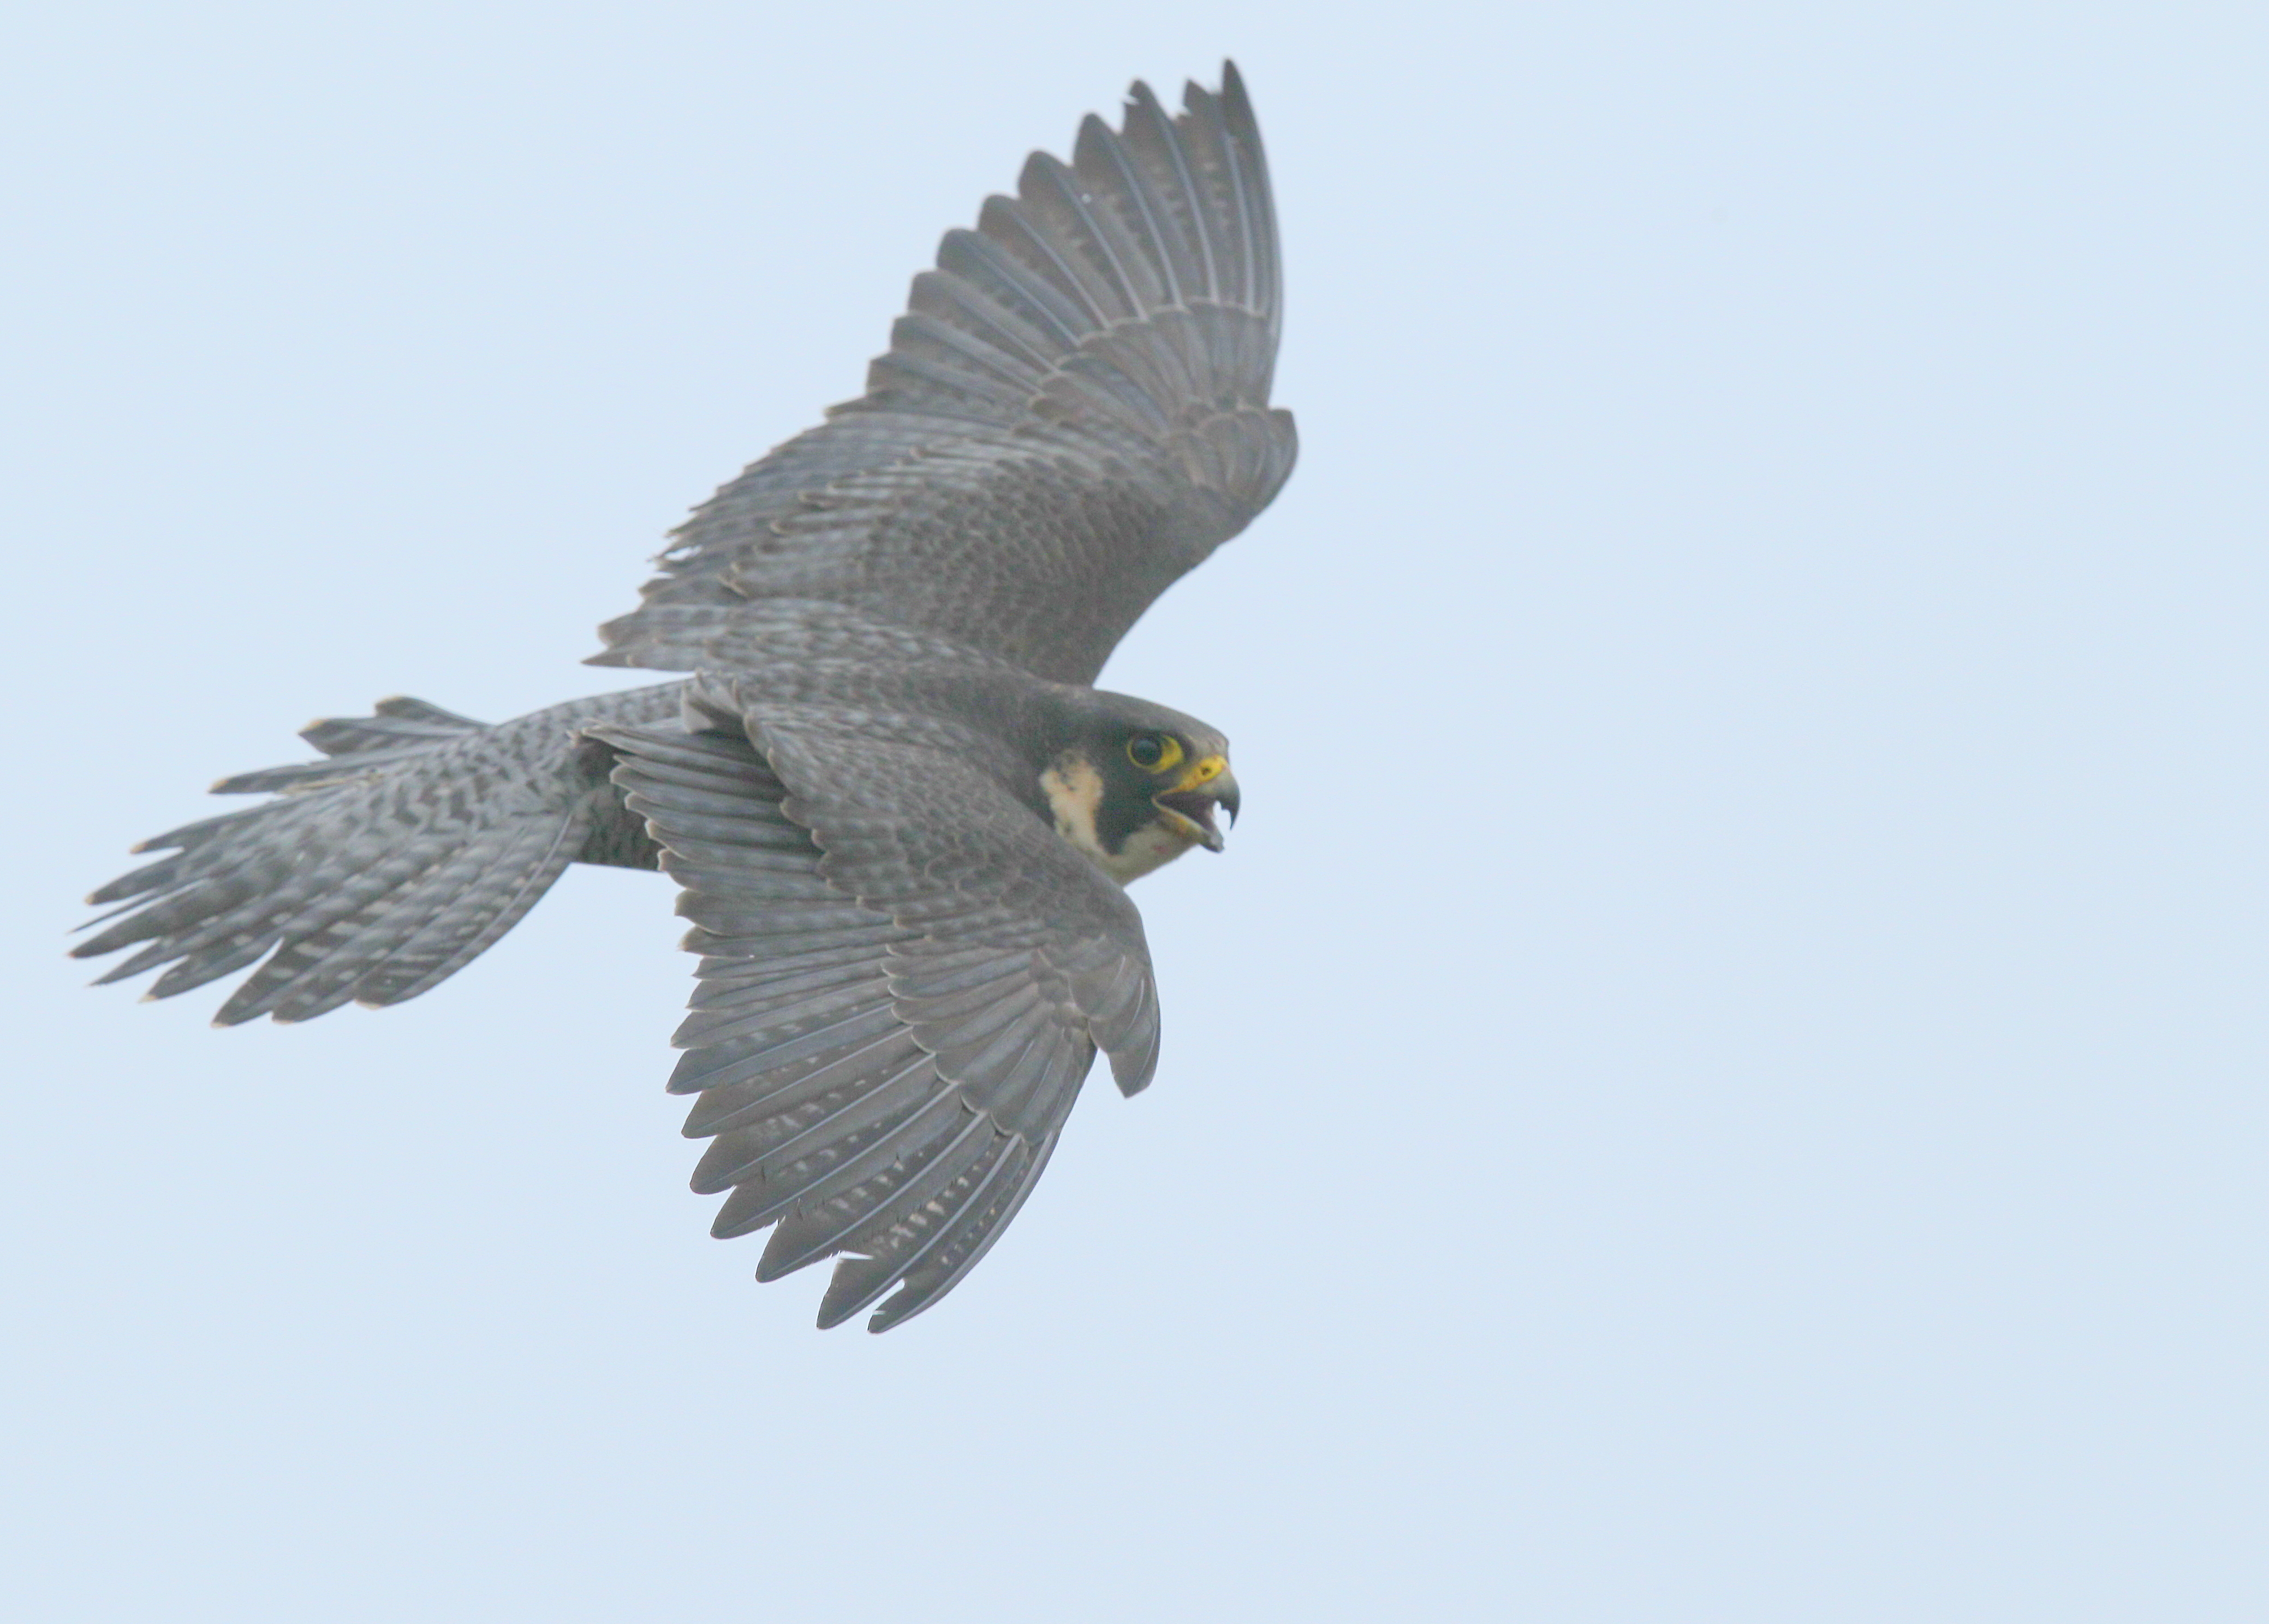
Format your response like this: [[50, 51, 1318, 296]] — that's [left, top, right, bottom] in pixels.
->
[[1127, 733, 1183, 772]]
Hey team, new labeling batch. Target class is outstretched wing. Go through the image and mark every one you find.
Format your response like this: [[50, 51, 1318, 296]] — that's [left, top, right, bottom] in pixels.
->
[[593, 682, 1158, 1332], [590, 62, 1295, 687]]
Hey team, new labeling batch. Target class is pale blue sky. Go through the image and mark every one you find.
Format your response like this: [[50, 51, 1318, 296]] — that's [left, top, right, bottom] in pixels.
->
[[5, 4, 2265, 1619]]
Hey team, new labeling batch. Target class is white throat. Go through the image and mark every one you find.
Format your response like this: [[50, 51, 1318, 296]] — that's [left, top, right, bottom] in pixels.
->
[[1040, 753, 1196, 885]]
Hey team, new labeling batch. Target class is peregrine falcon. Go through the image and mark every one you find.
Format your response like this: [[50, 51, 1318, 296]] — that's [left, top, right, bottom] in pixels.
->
[[75, 64, 1292, 1332]]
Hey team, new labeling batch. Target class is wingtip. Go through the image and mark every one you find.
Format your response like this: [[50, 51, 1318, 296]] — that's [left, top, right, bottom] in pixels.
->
[[1109, 1040, 1158, 1097], [864, 1282, 947, 1333], [585, 618, 635, 667], [1218, 60, 1258, 130]]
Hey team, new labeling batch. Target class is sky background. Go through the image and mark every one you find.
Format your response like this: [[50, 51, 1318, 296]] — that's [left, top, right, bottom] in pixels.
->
[[5, 4, 2265, 1619]]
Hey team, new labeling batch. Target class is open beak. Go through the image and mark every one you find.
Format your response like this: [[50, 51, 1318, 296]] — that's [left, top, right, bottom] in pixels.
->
[[1153, 755, 1240, 854]]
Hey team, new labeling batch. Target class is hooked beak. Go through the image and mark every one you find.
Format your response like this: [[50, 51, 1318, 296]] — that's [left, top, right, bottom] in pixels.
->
[[1153, 754, 1240, 854]]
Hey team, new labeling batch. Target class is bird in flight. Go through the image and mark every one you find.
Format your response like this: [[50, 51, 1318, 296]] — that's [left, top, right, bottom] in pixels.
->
[[76, 63, 1293, 1332]]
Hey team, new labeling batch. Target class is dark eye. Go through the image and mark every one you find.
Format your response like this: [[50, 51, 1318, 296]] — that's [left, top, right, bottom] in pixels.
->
[[1126, 733, 1170, 770]]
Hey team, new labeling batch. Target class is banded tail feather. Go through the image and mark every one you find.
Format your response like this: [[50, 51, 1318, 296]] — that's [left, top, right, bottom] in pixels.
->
[[74, 685, 683, 1023]]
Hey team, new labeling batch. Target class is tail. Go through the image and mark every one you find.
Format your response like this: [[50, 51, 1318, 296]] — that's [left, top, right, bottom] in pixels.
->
[[75, 685, 683, 1025]]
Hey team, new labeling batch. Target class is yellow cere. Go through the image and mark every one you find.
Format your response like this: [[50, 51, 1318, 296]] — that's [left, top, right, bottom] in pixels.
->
[[1170, 753, 1228, 792]]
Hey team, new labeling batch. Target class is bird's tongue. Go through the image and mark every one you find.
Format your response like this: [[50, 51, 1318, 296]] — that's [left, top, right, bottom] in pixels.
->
[[1156, 791, 1225, 852]]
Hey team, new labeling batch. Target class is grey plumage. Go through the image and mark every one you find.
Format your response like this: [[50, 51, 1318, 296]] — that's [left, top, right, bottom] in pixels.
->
[[78, 686, 680, 1024], [590, 65, 1292, 685], [78, 65, 1287, 1331]]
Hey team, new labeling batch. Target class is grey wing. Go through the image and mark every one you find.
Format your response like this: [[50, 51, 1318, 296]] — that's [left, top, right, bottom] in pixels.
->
[[590, 61, 1296, 687], [593, 692, 1158, 1333]]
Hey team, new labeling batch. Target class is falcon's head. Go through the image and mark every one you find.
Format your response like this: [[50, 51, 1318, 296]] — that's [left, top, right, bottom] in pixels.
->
[[1040, 697, 1241, 885]]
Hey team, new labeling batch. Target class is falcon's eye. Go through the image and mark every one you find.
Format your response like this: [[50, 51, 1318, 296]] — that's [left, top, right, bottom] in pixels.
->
[[1126, 733, 1181, 772]]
